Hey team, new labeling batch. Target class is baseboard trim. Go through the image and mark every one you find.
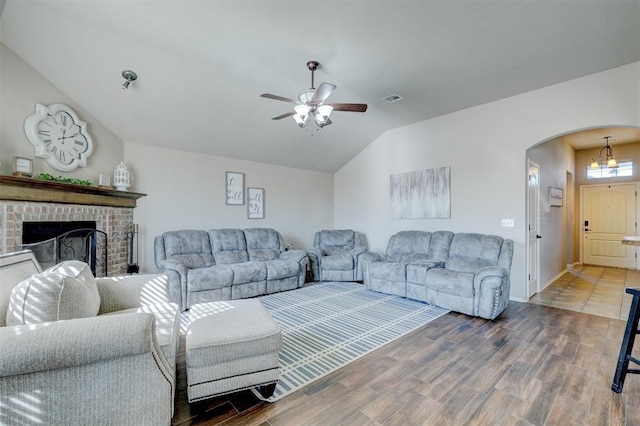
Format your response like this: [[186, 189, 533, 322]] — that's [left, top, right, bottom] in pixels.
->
[[540, 269, 568, 292]]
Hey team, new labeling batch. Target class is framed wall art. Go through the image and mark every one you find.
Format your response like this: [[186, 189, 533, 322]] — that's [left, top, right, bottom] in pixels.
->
[[13, 156, 33, 177], [390, 166, 451, 219], [248, 187, 265, 219], [226, 171, 244, 205], [549, 187, 563, 207]]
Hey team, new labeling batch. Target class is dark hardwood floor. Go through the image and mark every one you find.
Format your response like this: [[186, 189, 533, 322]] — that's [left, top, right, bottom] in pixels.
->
[[172, 301, 640, 425]]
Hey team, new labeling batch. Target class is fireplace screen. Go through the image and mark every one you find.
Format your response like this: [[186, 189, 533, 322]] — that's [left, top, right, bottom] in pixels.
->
[[19, 222, 108, 277]]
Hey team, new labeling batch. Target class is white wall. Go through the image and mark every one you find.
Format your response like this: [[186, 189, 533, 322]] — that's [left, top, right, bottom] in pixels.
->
[[0, 43, 124, 180], [334, 62, 640, 302], [125, 143, 334, 273]]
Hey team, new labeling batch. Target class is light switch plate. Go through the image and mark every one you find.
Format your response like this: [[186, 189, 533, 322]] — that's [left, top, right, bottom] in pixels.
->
[[501, 219, 515, 227]]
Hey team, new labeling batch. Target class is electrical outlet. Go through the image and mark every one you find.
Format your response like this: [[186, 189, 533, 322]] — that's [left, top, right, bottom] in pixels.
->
[[501, 219, 515, 227]]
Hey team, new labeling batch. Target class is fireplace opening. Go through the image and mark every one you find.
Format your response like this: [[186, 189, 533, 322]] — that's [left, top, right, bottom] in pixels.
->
[[21, 221, 108, 276]]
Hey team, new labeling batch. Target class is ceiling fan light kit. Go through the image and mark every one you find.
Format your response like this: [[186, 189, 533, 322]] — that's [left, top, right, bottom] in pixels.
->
[[261, 60, 367, 130]]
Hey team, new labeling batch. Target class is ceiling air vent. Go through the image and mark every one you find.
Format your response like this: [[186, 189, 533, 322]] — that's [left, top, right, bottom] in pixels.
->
[[383, 94, 404, 103]]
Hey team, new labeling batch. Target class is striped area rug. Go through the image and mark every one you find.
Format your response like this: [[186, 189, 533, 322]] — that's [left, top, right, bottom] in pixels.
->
[[253, 281, 450, 402]]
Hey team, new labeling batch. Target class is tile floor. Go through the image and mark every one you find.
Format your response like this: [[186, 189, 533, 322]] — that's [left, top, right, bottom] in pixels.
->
[[529, 264, 640, 320]]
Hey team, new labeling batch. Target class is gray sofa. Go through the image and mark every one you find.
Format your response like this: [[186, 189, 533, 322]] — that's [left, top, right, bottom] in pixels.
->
[[361, 231, 514, 320], [307, 229, 367, 282], [0, 250, 179, 426], [155, 228, 309, 311]]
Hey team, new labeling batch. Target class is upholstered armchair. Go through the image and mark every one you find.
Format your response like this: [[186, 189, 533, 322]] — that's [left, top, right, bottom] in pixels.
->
[[0, 250, 179, 426], [307, 229, 367, 282]]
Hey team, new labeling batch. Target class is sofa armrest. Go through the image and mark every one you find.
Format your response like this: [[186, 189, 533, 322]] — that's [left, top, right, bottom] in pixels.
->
[[473, 266, 509, 288], [0, 313, 174, 425], [157, 258, 187, 277], [473, 266, 511, 319], [350, 245, 368, 281], [97, 273, 172, 314], [0, 313, 171, 378], [306, 247, 323, 281], [279, 249, 307, 263], [349, 245, 367, 258], [279, 249, 309, 287], [359, 251, 387, 284], [359, 251, 386, 265], [156, 259, 188, 311]]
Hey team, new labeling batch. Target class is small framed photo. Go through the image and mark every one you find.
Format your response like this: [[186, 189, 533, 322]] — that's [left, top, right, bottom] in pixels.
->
[[248, 187, 265, 219], [226, 172, 244, 205], [549, 187, 563, 207], [98, 174, 111, 187], [13, 156, 33, 177]]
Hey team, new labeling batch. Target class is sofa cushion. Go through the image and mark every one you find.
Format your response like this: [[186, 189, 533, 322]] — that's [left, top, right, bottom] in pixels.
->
[[163, 230, 215, 268], [369, 261, 406, 282], [445, 256, 495, 273], [316, 230, 356, 255], [322, 254, 354, 270], [428, 231, 455, 261], [230, 262, 267, 284], [397, 253, 432, 264], [209, 229, 249, 264], [188, 265, 233, 291], [426, 268, 475, 298], [449, 233, 503, 264], [386, 231, 432, 261], [6, 260, 100, 326], [244, 228, 283, 261]]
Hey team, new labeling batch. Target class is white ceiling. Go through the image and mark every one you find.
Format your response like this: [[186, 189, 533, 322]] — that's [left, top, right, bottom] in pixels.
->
[[1, 1, 639, 173]]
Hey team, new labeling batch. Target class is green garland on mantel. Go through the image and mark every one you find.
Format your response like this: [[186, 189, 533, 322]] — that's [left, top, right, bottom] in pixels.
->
[[35, 173, 93, 187]]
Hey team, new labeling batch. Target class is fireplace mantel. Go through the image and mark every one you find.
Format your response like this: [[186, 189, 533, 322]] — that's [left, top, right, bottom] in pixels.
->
[[0, 175, 146, 208]]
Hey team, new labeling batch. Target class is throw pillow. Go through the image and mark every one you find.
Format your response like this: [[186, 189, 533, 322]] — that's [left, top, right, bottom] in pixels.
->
[[6, 260, 101, 326]]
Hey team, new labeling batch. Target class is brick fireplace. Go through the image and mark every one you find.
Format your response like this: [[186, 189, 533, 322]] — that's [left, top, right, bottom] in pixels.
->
[[0, 176, 145, 275]]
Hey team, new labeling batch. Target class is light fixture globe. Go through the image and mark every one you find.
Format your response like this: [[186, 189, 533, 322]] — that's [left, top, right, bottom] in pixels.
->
[[316, 105, 333, 121], [590, 136, 618, 169]]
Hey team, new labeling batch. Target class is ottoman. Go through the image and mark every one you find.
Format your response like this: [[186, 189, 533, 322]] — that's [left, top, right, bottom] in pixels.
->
[[186, 299, 282, 402]]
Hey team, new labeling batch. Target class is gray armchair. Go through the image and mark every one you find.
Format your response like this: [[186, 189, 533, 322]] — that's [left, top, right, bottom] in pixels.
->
[[307, 229, 367, 282], [0, 250, 179, 426]]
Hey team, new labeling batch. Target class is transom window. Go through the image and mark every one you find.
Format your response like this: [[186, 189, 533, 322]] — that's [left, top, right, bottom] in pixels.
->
[[586, 161, 633, 179]]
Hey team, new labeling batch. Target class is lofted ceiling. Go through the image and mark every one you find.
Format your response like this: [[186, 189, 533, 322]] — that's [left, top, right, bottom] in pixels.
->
[[1, 1, 639, 173]]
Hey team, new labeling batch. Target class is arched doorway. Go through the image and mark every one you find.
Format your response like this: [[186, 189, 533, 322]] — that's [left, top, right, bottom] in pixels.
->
[[526, 126, 640, 320]]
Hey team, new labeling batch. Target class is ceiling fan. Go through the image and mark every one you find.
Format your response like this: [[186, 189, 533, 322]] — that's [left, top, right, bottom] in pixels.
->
[[260, 60, 368, 129]]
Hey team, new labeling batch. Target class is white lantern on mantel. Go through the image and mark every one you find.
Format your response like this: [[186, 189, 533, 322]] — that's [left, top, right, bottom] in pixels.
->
[[113, 162, 130, 191]]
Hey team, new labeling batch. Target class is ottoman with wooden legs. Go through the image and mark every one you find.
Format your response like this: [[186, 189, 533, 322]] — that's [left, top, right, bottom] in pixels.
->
[[186, 299, 281, 402]]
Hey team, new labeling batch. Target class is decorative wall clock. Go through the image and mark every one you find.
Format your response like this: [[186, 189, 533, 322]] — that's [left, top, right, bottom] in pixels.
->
[[24, 103, 94, 172]]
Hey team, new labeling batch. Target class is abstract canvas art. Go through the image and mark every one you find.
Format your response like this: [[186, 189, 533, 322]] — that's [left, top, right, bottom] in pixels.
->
[[390, 166, 451, 219]]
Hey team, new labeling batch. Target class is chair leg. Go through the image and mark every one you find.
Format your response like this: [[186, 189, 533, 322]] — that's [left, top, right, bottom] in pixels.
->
[[612, 289, 640, 393], [257, 383, 277, 399]]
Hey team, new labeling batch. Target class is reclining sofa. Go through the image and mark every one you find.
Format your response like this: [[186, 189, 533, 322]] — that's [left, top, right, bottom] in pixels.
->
[[0, 250, 179, 426], [361, 231, 514, 320], [155, 228, 309, 311]]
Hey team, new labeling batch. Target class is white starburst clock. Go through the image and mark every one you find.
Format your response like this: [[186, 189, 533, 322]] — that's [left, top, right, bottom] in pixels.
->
[[24, 103, 94, 172]]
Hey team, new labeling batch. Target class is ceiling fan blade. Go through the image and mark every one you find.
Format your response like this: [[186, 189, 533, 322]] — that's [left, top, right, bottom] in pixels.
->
[[261, 93, 299, 104], [330, 103, 368, 113], [272, 111, 296, 120], [311, 83, 336, 105]]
